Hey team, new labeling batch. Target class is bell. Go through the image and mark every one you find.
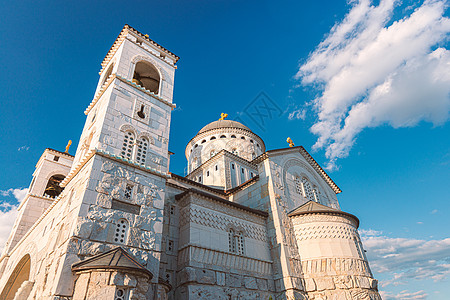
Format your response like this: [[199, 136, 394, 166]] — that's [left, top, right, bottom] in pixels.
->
[[132, 78, 143, 87], [44, 185, 62, 198]]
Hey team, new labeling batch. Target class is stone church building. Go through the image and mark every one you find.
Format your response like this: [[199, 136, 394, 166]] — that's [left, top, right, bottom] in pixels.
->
[[0, 25, 381, 299]]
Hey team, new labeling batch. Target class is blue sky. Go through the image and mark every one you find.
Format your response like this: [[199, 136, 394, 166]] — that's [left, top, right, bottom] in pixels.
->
[[0, 0, 449, 298]]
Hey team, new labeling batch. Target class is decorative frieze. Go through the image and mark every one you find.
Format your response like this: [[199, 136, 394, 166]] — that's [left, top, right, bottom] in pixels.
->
[[301, 257, 372, 277], [293, 224, 358, 241], [178, 244, 273, 275], [180, 206, 267, 242]]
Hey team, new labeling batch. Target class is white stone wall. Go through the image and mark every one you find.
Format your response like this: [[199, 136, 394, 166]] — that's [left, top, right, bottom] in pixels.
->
[[175, 192, 275, 299], [177, 194, 270, 262], [187, 151, 258, 190]]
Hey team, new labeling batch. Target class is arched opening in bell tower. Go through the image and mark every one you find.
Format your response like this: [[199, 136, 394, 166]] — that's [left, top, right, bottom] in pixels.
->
[[43, 174, 65, 198], [132, 61, 160, 94]]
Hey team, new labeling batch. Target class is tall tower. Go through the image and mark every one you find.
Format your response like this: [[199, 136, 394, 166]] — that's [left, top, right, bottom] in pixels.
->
[[0, 25, 179, 299]]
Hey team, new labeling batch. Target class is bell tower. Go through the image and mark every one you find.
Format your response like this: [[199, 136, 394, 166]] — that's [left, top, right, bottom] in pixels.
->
[[0, 25, 180, 299], [50, 24, 180, 297]]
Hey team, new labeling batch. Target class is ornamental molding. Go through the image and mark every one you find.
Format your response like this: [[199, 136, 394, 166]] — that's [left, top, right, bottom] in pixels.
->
[[130, 54, 167, 81], [119, 123, 137, 135], [290, 212, 358, 228]]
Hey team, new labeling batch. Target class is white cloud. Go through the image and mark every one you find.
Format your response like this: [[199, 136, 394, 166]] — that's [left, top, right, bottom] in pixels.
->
[[0, 188, 28, 253], [0, 203, 19, 253], [0, 188, 29, 203], [288, 108, 307, 120], [296, 0, 450, 169], [17, 146, 29, 151], [380, 290, 428, 300], [360, 229, 450, 286]]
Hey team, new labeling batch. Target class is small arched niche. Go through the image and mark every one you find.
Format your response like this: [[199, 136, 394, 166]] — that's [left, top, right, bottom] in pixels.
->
[[43, 174, 65, 198], [133, 61, 160, 94]]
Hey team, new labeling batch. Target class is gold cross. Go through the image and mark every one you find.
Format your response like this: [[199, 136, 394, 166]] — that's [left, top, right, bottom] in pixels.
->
[[286, 137, 294, 148], [65, 140, 72, 153], [219, 113, 228, 120]]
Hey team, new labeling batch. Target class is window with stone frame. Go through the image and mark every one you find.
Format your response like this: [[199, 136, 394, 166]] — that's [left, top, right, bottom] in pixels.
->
[[294, 177, 304, 196], [228, 229, 236, 253], [121, 131, 135, 160], [301, 177, 314, 202], [228, 228, 245, 255], [135, 137, 148, 165], [114, 287, 129, 300], [312, 187, 320, 203], [124, 184, 133, 200], [114, 219, 129, 244]]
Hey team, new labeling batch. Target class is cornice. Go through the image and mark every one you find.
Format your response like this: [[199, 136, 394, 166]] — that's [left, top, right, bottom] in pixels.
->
[[99, 24, 179, 75], [61, 148, 170, 187], [289, 210, 359, 229], [169, 173, 226, 196]]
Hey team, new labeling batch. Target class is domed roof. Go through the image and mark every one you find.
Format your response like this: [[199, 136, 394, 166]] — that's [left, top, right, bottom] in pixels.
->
[[197, 120, 252, 135]]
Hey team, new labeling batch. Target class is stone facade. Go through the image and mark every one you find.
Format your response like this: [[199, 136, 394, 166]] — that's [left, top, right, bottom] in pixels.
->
[[0, 25, 380, 300]]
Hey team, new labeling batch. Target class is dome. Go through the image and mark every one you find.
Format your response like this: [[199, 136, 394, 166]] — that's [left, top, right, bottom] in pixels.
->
[[197, 120, 252, 136]]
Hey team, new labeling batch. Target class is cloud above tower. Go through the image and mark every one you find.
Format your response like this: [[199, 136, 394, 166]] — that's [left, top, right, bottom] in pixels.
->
[[295, 0, 450, 170]]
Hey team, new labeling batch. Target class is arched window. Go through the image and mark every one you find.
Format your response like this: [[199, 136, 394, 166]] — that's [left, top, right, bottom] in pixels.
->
[[136, 137, 148, 165], [121, 131, 135, 160], [241, 136, 246, 140], [294, 177, 304, 196], [228, 229, 236, 253], [201, 140, 206, 144], [236, 232, 244, 255], [44, 174, 65, 198], [302, 177, 314, 201], [114, 219, 129, 244], [210, 136, 216, 140], [220, 135, 226, 138], [231, 148, 238, 155], [252, 152, 256, 159], [231, 135, 236, 138], [115, 288, 129, 300], [312, 187, 320, 203], [132, 61, 160, 94]]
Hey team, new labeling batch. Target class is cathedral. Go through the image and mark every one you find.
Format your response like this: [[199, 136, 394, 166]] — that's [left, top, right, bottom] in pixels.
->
[[0, 25, 381, 300]]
